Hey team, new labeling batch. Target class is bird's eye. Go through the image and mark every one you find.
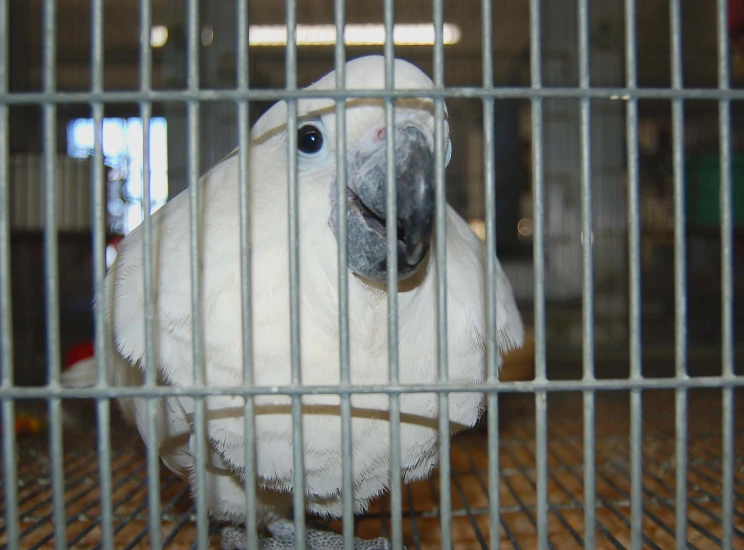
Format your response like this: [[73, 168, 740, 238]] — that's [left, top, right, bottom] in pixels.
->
[[298, 124, 324, 155]]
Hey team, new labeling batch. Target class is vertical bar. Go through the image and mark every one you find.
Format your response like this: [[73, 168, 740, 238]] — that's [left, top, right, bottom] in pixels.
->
[[382, 3, 403, 549], [90, 0, 114, 547], [285, 1, 306, 548], [185, 0, 208, 547], [481, 0, 501, 547], [577, 0, 595, 546], [624, 0, 643, 546], [236, 0, 258, 548], [333, 2, 354, 549], [138, 0, 163, 546], [669, 1, 688, 548], [0, 0, 19, 546], [530, 0, 548, 546], [716, 0, 734, 547], [42, 0, 67, 547], [432, 2, 451, 549]]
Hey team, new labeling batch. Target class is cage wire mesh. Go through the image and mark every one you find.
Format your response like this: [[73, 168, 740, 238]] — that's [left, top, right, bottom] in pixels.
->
[[0, 0, 743, 549]]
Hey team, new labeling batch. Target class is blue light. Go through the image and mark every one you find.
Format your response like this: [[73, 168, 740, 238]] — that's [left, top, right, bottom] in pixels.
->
[[66, 117, 169, 234]]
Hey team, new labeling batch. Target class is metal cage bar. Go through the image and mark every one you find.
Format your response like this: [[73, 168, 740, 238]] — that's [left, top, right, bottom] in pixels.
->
[[716, 0, 736, 549], [577, 0, 596, 546], [623, 0, 644, 547], [236, 0, 259, 548], [529, 0, 548, 547], [669, 1, 689, 548], [184, 1, 208, 548], [481, 0, 501, 547], [3, 87, 744, 104], [137, 0, 163, 546], [284, 1, 307, 548], [90, 0, 114, 547], [41, 0, 67, 547], [382, 3, 404, 549], [0, 0, 18, 546], [432, 0, 452, 548], [332, 2, 355, 549], [1, 375, 742, 400]]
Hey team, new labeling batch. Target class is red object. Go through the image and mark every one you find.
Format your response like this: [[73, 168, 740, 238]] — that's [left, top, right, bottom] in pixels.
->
[[0, 414, 44, 436], [14, 415, 43, 435], [62, 238, 120, 373], [64, 341, 95, 370], [108, 235, 124, 250], [732, 0, 744, 41]]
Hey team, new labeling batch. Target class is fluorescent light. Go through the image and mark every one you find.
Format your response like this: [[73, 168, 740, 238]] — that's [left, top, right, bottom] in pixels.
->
[[248, 23, 462, 47], [151, 25, 169, 48]]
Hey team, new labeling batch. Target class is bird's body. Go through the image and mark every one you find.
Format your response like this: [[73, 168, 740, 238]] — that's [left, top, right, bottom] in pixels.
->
[[65, 56, 524, 549]]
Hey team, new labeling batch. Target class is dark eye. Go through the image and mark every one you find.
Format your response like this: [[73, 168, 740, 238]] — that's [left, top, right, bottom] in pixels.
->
[[298, 124, 324, 155]]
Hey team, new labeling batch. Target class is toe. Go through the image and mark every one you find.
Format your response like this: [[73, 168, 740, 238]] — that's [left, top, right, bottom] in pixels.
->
[[220, 526, 247, 550]]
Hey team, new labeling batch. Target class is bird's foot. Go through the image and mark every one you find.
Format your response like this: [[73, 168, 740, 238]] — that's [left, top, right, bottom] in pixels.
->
[[221, 519, 407, 550]]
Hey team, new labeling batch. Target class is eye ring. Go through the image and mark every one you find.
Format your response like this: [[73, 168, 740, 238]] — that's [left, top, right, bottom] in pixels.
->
[[297, 123, 325, 155]]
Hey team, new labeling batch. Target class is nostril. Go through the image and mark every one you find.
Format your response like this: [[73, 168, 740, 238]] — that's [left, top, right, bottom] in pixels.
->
[[377, 127, 386, 141], [396, 218, 406, 242]]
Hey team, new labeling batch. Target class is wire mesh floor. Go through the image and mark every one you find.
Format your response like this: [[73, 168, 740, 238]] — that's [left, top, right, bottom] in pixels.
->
[[1, 389, 742, 549]]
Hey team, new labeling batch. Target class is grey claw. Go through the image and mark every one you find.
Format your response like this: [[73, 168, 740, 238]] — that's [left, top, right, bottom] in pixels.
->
[[220, 518, 408, 550], [220, 526, 248, 550]]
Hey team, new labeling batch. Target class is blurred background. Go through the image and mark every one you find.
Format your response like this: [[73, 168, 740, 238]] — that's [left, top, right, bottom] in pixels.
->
[[5, 0, 744, 386]]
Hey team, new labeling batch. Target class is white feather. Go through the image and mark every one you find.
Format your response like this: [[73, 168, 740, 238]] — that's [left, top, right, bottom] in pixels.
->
[[102, 55, 524, 524]]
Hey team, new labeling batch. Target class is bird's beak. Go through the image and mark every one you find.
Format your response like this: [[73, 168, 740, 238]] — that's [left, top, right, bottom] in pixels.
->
[[342, 122, 436, 282], [392, 126, 436, 267]]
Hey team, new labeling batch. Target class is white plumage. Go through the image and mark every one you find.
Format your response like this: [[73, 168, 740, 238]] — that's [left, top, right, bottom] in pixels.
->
[[65, 55, 524, 546]]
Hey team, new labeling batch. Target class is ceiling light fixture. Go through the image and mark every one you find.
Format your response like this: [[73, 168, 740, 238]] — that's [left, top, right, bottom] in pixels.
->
[[248, 23, 462, 47], [150, 25, 169, 48]]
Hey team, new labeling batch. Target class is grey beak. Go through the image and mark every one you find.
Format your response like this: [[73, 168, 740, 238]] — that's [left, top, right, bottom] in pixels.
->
[[393, 126, 436, 268], [339, 124, 436, 282]]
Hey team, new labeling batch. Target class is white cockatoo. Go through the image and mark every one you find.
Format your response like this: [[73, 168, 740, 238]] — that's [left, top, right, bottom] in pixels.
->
[[63, 55, 524, 549]]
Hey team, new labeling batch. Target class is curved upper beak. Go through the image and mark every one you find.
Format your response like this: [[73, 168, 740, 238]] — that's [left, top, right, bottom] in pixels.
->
[[349, 124, 436, 277], [393, 126, 436, 267]]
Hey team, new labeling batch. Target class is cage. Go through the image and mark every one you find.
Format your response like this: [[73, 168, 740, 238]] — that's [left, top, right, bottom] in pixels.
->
[[0, 0, 743, 549]]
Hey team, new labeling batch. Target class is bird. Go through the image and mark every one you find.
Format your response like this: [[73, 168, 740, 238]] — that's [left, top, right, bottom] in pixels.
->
[[63, 55, 525, 549]]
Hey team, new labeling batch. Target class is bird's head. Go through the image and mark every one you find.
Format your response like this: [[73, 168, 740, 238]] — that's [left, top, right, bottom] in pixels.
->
[[249, 56, 451, 284]]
